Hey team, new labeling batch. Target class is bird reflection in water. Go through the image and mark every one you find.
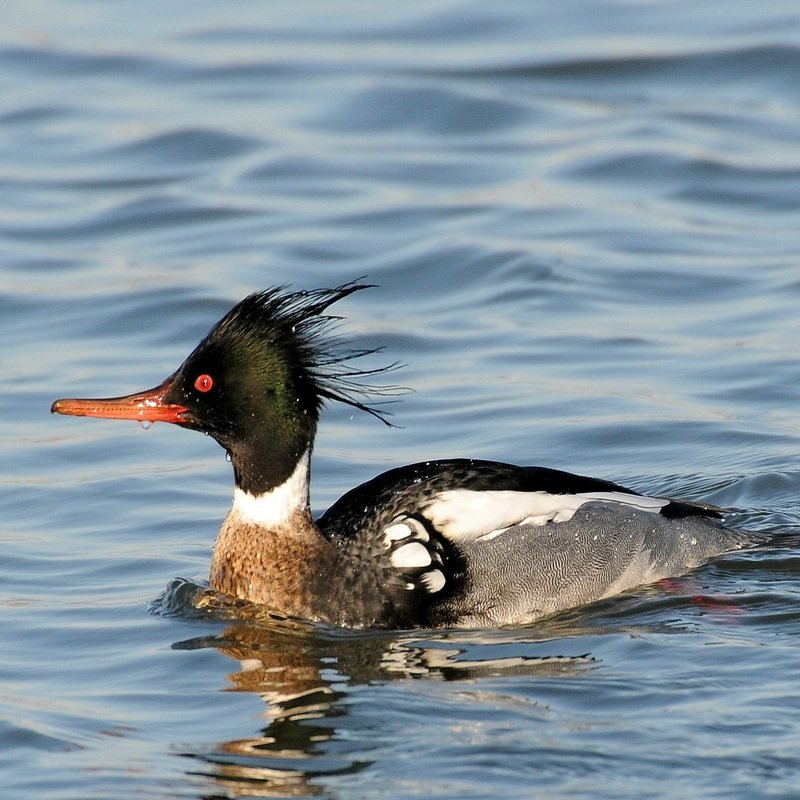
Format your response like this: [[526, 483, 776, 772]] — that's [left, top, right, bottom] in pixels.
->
[[162, 579, 597, 798]]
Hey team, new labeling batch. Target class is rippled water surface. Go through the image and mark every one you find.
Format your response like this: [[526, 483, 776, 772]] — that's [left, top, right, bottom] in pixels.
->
[[5, 2, 800, 797]]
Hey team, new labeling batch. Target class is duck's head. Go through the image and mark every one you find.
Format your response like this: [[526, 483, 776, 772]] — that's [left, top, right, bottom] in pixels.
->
[[52, 282, 396, 494]]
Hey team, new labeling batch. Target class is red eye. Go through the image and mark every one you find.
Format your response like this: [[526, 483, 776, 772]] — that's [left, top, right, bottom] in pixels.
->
[[194, 374, 214, 393]]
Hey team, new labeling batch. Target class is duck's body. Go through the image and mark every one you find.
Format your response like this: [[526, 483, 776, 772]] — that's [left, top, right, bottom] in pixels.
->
[[209, 455, 751, 628], [52, 283, 756, 628]]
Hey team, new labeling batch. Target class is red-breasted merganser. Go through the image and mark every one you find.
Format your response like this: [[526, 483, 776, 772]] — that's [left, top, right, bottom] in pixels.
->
[[52, 282, 756, 628]]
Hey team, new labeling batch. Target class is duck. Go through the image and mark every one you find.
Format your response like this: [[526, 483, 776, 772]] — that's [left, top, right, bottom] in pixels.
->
[[51, 281, 756, 628]]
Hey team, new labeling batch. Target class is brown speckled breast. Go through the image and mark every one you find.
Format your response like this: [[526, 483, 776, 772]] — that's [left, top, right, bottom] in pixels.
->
[[209, 507, 337, 621]]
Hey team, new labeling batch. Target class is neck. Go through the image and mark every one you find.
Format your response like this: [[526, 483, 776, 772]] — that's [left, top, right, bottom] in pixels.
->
[[232, 449, 311, 527], [209, 449, 336, 617], [228, 412, 318, 496]]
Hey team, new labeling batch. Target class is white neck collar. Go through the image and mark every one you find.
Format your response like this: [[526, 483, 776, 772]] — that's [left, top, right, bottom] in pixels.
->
[[232, 449, 311, 527]]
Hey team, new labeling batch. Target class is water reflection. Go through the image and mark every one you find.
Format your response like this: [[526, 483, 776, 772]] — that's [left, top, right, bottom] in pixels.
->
[[175, 623, 357, 796], [166, 583, 599, 797]]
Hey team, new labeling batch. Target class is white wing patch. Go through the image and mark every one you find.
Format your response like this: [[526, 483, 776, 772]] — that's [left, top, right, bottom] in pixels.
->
[[382, 515, 447, 594], [391, 541, 432, 568], [423, 488, 669, 542], [384, 521, 428, 542], [419, 569, 446, 593]]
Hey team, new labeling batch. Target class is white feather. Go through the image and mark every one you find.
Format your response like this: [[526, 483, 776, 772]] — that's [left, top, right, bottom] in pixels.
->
[[419, 569, 446, 593], [424, 488, 668, 541], [383, 517, 429, 547], [384, 522, 413, 542], [391, 542, 432, 568], [232, 450, 310, 528]]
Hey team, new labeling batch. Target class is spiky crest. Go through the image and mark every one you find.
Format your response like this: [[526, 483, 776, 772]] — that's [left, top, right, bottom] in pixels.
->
[[203, 280, 403, 425]]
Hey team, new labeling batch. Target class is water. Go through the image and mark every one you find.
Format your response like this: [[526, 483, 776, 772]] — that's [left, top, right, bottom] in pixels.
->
[[4, 1, 800, 797]]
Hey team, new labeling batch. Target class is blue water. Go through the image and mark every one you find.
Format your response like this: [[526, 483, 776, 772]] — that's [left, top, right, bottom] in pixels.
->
[[4, 1, 800, 797]]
